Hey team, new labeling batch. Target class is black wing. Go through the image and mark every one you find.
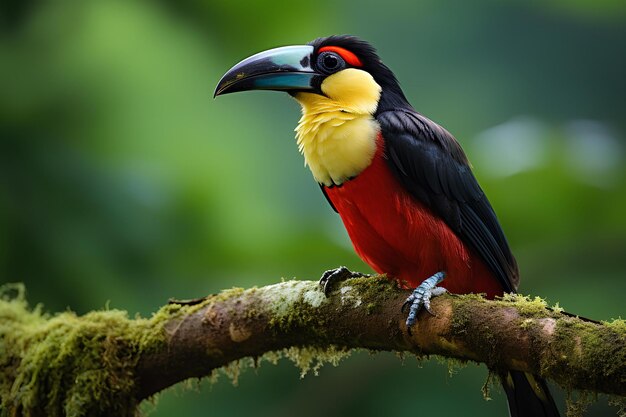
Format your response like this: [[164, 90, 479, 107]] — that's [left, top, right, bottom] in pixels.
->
[[319, 184, 338, 213], [378, 109, 519, 293]]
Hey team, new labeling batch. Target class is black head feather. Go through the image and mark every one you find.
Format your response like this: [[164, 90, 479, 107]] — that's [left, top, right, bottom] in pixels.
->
[[308, 35, 412, 113]]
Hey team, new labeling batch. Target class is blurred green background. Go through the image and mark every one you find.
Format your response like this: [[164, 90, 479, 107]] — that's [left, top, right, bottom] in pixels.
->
[[1, 0, 625, 415]]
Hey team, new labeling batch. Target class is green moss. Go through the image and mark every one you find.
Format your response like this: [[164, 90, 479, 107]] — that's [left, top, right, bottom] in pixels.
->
[[605, 318, 626, 332], [264, 277, 397, 337], [209, 287, 246, 304], [192, 346, 353, 391], [259, 346, 352, 378], [0, 283, 185, 417], [540, 314, 626, 410], [221, 359, 250, 386], [366, 302, 377, 315], [282, 345, 352, 377], [565, 391, 594, 417], [7, 279, 621, 416], [449, 294, 494, 363], [551, 302, 564, 314], [434, 356, 469, 378], [268, 299, 328, 335], [447, 292, 626, 413], [449, 293, 561, 370], [348, 275, 398, 303], [264, 280, 329, 334], [481, 370, 499, 401], [498, 293, 550, 317], [520, 318, 534, 329]]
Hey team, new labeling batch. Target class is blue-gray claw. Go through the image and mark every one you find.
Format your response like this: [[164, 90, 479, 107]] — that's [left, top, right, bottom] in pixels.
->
[[402, 272, 447, 330], [319, 266, 370, 296]]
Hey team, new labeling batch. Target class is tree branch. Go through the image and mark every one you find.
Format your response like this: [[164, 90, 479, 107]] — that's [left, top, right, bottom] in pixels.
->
[[1, 277, 624, 416]]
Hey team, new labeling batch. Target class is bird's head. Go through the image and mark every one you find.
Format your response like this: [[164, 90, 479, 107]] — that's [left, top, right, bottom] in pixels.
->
[[214, 35, 409, 115]]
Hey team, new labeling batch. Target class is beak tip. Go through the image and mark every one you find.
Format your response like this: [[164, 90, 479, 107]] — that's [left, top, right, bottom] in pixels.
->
[[214, 79, 233, 98], [213, 89, 226, 99]]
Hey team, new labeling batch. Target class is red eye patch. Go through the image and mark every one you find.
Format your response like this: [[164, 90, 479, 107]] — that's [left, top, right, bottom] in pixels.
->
[[318, 46, 363, 67]]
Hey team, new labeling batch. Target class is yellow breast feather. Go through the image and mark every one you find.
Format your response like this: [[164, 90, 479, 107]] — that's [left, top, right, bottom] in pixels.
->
[[293, 69, 382, 186]]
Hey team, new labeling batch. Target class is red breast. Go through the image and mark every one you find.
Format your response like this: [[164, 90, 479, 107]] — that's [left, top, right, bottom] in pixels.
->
[[324, 134, 503, 298]]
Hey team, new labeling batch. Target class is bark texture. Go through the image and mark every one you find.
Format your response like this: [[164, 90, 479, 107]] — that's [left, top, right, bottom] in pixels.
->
[[1, 277, 625, 417], [137, 277, 625, 398]]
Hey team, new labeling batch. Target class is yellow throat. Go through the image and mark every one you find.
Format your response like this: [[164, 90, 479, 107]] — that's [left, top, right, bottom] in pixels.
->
[[294, 68, 382, 186]]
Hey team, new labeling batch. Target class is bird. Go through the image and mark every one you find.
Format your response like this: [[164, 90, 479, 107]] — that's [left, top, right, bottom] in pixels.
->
[[215, 34, 560, 417]]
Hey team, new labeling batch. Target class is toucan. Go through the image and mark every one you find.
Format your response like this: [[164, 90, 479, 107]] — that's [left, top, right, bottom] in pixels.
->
[[215, 35, 560, 417]]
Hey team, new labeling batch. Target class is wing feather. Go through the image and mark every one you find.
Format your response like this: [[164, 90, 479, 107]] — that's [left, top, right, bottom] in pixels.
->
[[378, 110, 519, 292]]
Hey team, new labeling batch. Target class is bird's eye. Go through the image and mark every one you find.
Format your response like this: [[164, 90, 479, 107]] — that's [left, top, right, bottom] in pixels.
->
[[317, 51, 346, 74]]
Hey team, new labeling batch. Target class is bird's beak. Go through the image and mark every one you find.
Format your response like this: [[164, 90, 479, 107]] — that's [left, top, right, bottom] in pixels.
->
[[214, 45, 318, 97]]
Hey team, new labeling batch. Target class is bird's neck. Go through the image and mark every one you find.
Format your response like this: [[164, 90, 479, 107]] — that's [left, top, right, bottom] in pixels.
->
[[293, 92, 380, 186]]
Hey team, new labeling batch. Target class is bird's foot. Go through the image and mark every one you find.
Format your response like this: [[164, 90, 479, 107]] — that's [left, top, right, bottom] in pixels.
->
[[402, 272, 447, 330], [319, 266, 371, 296]]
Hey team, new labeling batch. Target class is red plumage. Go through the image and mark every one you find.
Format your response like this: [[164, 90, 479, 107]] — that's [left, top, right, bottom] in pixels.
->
[[324, 134, 503, 298], [214, 34, 561, 417]]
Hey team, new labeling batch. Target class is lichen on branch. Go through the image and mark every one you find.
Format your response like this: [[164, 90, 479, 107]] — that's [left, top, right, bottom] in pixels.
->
[[0, 283, 187, 417], [1, 278, 625, 417]]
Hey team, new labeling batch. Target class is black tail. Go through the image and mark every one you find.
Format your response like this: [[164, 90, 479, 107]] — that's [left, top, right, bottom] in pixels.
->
[[501, 371, 560, 417]]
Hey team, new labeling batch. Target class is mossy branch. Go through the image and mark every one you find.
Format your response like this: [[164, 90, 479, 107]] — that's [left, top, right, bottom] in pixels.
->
[[1, 278, 625, 417]]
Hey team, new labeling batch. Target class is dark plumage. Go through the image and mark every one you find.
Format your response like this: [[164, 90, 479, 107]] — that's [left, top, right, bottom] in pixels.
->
[[311, 35, 556, 417], [215, 34, 560, 417], [312, 35, 519, 293], [379, 109, 519, 293]]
